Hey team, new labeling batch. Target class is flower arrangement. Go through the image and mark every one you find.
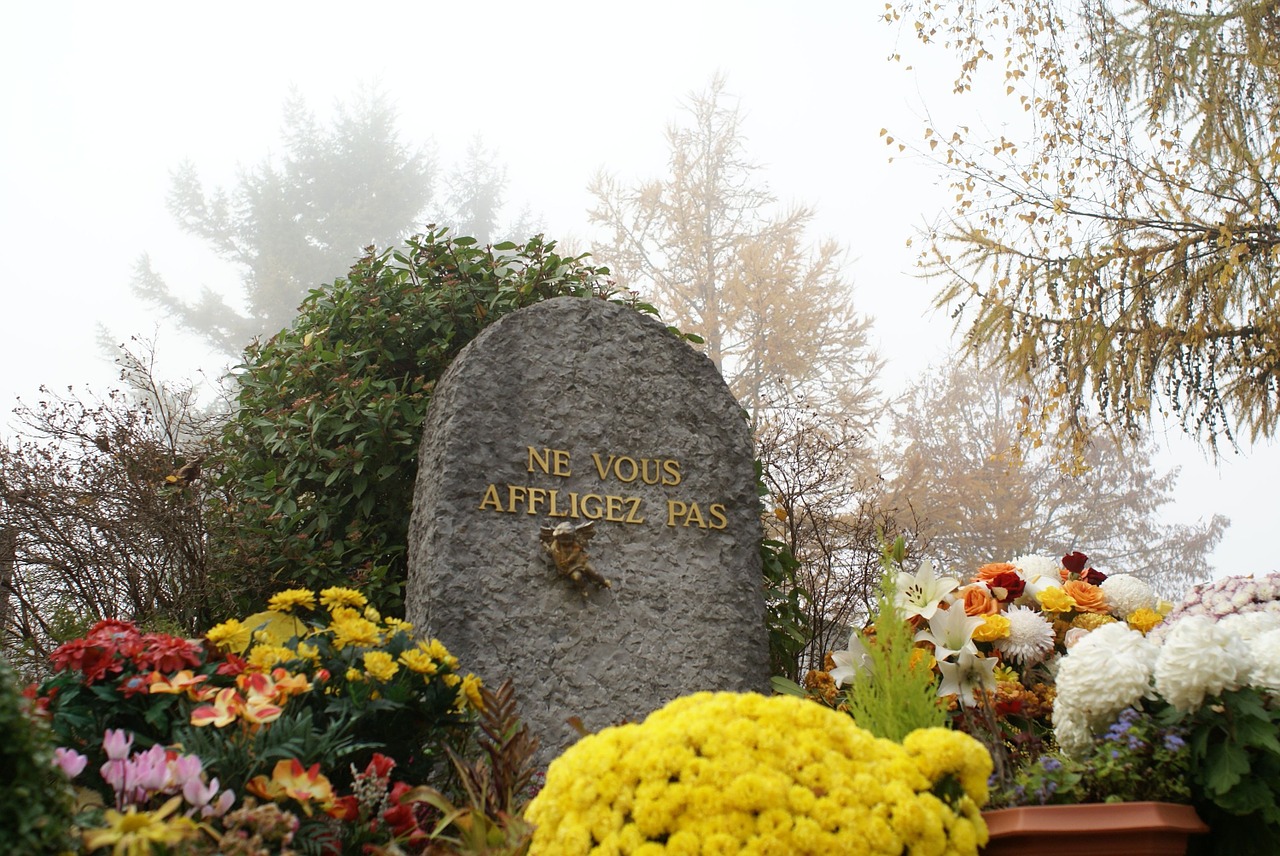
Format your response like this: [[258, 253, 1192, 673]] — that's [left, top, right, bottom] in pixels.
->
[[1050, 588, 1280, 854], [29, 586, 496, 854], [525, 691, 992, 855]]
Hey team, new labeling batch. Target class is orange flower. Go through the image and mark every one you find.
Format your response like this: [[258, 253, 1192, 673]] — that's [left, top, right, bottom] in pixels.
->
[[246, 759, 336, 816], [1063, 580, 1108, 614], [960, 585, 999, 616], [974, 562, 1019, 583], [148, 669, 208, 698]]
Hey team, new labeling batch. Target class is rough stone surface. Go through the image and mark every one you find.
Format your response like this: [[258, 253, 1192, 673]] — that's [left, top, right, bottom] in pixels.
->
[[405, 296, 769, 764]]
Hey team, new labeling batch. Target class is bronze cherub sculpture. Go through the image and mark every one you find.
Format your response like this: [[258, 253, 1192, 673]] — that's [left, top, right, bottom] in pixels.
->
[[540, 520, 612, 596]]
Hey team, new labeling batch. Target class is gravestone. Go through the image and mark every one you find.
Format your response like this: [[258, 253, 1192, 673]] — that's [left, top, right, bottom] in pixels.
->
[[405, 296, 769, 762]]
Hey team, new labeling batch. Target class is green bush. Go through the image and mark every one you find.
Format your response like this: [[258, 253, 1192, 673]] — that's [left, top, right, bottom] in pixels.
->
[[214, 230, 623, 614], [0, 655, 77, 854]]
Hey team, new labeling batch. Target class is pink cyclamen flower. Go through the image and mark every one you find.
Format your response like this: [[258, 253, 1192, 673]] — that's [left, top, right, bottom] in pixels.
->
[[53, 747, 88, 779], [102, 728, 133, 761]]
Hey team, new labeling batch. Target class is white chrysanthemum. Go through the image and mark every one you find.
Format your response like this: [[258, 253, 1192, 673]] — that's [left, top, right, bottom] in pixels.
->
[[1052, 706, 1095, 757], [1219, 611, 1280, 644], [1052, 622, 1157, 746], [1153, 615, 1250, 712], [994, 605, 1056, 665], [1248, 628, 1280, 693], [1100, 574, 1155, 618]]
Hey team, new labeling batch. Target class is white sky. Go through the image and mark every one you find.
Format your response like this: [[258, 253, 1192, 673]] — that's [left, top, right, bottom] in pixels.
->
[[2, 1, 1274, 578]]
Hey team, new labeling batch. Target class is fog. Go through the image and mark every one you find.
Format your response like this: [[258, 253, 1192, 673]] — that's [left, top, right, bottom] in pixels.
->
[[3, 1, 1274, 577]]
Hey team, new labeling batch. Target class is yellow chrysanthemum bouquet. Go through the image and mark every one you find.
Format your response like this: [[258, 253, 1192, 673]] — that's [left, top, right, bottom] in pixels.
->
[[526, 691, 991, 855]]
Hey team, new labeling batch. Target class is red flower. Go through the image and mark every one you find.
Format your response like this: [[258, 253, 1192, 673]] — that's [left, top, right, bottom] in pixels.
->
[[364, 753, 396, 781], [119, 673, 151, 698], [49, 638, 120, 683], [985, 571, 1026, 603], [327, 794, 360, 821], [137, 633, 204, 673], [1082, 567, 1107, 585], [1062, 552, 1089, 574], [215, 653, 248, 677], [87, 620, 144, 659]]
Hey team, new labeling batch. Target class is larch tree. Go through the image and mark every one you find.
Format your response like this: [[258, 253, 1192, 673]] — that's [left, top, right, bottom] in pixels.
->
[[883, 0, 1280, 458], [587, 74, 880, 423], [133, 86, 435, 355], [885, 348, 1228, 596]]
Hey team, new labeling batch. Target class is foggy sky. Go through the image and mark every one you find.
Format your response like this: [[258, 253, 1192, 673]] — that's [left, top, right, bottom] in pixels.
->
[[2, 1, 1274, 578]]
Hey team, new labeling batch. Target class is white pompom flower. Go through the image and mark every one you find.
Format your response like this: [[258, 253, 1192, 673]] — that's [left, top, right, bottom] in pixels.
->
[[1052, 622, 1157, 754], [1153, 615, 1250, 712], [994, 605, 1056, 666], [1100, 574, 1155, 618]]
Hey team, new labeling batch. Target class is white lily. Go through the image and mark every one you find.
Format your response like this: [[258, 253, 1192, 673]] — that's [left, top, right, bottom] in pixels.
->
[[936, 651, 998, 708], [915, 603, 983, 661], [829, 632, 873, 687], [895, 561, 960, 621]]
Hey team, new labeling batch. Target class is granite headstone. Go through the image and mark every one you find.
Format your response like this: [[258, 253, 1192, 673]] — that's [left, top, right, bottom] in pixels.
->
[[405, 296, 769, 762]]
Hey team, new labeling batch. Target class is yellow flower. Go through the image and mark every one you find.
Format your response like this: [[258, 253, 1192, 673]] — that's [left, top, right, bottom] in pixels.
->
[[399, 647, 439, 675], [442, 673, 461, 687], [1071, 612, 1116, 631], [330, 615, 382, 650], [459, 673, 485, 711], [384, 617, 414, 635], [363, 650, 400, 682], [268, 588, 316, 613], [1127, 607, 1163, 634], [247, 644, 297, 672], [345, 667, 364, 683], [245, 759, 336, 816], [320, 586, 367, 610], [524, 692, 990, 856], [292, 641, 321, 663], [1036, 586, 1077, 613], [82, 796, 198, 855], [363, 605, 382, 623], [205, 618, 252, 653], [971, 614, 1011, 642]]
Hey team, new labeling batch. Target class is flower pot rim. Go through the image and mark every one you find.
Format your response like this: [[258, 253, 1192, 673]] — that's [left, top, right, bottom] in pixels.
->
[[983, 801, 1209, 837]]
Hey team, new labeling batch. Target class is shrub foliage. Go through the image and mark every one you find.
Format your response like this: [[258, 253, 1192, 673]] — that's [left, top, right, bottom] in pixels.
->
[[216, 229, 619, 613]]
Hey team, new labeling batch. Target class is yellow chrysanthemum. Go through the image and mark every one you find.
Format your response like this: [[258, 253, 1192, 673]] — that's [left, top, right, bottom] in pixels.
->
[[1070, 612, 1117, 632], [1036, 586, 1077, 613], [362, 650, 399, 682], [525, 692, 990, 856], [384, 617, 414, 635], [319, 586, 368, 610], [345, 667, 363, 683], [330, 615, 382, 650], [1126, 607, 1163, 634], [268, 588, 316, 613], [398, 648, 439, 675], [972, 614, 1011, 642], [459, 673, 485, 711], [442, 673, 461, 687], [205, 618, 252, 653], [292, 641, 321, 663], [247, 644, 296, 672]]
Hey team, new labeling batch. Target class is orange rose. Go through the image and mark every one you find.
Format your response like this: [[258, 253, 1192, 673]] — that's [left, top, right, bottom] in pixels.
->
[[975, 562, 1019, 583], [1063, 579, 1108, 614], [961, 585, 1000, 616]]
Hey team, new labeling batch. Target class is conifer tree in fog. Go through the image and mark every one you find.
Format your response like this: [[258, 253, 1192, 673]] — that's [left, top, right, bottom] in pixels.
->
[[133, 87, 434, 355]]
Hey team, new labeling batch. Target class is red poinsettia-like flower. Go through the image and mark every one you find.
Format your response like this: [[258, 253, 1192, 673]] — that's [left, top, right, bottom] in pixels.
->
[[87, 619, 145, 659], [137, 633, 204, 673], [50, 638, 120, 683]]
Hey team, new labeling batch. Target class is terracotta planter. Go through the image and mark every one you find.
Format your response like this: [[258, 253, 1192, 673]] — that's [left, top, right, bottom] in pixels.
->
[[981, 801, 1209, 856]]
